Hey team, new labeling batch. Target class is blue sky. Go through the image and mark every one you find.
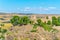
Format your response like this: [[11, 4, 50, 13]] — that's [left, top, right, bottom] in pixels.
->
[[0, 0, 60, 14]]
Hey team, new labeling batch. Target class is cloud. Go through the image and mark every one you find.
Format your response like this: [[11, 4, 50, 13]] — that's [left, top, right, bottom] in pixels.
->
[[39, 7, 56, 11], [24, 7, 31, 11], [48, 7, 56, 9], [16, 7, 32, 12], [39, 7, 49, 11], [17, 6, 57, 13], [43, 8, 49, 10], [17, 8, 20, 10]]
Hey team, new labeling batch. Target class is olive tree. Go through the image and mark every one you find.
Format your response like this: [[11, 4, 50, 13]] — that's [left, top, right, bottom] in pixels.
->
[[22, 16, 30, 25], [52, 16, 57, 25], [52, 16, 60, 26], [47, 20, 51, 25], [10, 16, 30, 26], [58, 16, 60, 23], [10, 16, 20, 26]]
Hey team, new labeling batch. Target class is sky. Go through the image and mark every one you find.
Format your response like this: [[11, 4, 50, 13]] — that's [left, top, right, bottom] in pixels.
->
[[0, 0, 60, 14]]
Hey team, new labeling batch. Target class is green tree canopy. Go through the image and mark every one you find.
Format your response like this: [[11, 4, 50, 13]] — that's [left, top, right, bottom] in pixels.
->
[[52, 16, 60, 26], [46, 16, 48, 19], [10, 16, 30, 26], [47, 20, 51, 25], [58, 16, 60, 23], [22, 16, 30, 25], [10, 16, 20, 26], [37, 19, 42, 26], [52, 16, 57, 25]]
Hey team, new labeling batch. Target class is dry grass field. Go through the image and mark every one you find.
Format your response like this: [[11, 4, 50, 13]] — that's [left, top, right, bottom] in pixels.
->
[[0, 14, 60, 40]]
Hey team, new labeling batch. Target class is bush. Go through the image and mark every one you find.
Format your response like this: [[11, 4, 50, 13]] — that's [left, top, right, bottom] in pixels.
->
[[37, 19, 42, 26], [46, 16, 48, 19], [47, 20, 51, 25], [34, 39, 36, 40], [0, 28, 7, 33], [33, 23, 38, 29], [29, 20, 34, 24], [1, 24, 4, 26], [0, 18, 5, 20], [0, 35, 5, 40], [31, 29, 37, 32], [58, 16, 60, 23], [10, 16, 30, 26], [1, 29, 7, 33], [52, 16, 60, 26], [41, 23, 52, 31], [10, 16, 20, 26], [0, 28, 1, 32], [22, 16, 30, 25]]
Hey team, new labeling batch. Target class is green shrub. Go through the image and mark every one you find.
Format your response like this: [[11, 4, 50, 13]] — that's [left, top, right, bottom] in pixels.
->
[[31, 29, 37, 32], [0, 28, 7, 33], [0, 28, 1, 33], [0, 35, 5, 40], [22, 16, 30, 25], [33, 23, 38, 29], [29, 20, 34, 24], [52, 16, 60, 26], [10, 16, 30, 26], [34, 39, 36, 40], [10, 16, 20, 26], [46, 16, 48, 19], [1, 24, 4, 26], [37, 19, 42, 26], [0, 18, 5, 20], [42, 23, 52, 32], [58, 16, 60, 23], [47, 20, 51, 25], [52, 16, 56, 25]]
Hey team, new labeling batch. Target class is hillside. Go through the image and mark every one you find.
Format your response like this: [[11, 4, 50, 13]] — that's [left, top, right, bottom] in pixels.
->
[[0, 14, 60, 40]]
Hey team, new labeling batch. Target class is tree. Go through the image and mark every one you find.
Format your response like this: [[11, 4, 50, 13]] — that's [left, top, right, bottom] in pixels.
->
[[22, 16, 30, 25], [10, 16, 20, 26], [37, 19, 42, 26], [52, 16, 57, 20], [47, 20, 51, 25], [52, 16, 60, 26], [10, 16, 30, 26], [52, 16, 57, 25], [46, 16, 48, 19], [58, 16, 60, 23], [17, 17, 23, 26]]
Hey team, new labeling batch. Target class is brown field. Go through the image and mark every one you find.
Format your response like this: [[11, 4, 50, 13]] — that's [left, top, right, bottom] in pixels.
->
[[0, 14, 60, 40]]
